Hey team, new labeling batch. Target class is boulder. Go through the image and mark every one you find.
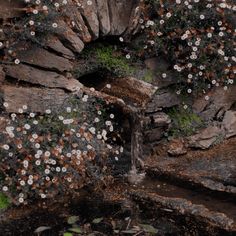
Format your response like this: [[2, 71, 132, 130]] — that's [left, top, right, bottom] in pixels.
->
[[222, 111, 236, 138]]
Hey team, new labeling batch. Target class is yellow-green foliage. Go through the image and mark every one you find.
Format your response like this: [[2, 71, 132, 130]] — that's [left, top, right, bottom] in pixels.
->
[[95, 46, 133, 76], [0, 193, 10, 210], [142, 70, 154, 83], [168, 107, 203, 137]]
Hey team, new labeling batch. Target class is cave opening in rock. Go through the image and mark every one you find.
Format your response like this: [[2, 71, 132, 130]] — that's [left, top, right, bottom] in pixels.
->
[[77, 70, 111, 91]]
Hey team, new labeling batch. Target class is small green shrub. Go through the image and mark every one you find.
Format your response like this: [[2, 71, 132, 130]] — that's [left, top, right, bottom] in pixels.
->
[[167, 107, 203, 137]]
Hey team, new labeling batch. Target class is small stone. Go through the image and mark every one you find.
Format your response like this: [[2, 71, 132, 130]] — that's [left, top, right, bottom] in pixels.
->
[[167, 139, 187, 156]]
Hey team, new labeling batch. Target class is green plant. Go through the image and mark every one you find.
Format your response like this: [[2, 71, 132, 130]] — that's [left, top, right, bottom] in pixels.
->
[[142, 69, 154, 83], [167, 107, 203, 137], [0, 193, 10, 210], [95, 46, 134, 76], [74, 44, 134, 78]]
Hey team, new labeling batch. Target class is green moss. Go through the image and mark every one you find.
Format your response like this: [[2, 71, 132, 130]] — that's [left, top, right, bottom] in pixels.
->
[[74, 44, 134, 78], [0, 193, 10, 210], [95, 46, 133, 76], [142, 70, 154, 83], [167, 107, 203, 137]]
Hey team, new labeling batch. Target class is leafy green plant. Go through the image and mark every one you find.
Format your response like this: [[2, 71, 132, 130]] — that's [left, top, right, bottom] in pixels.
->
[[167, 107, 203, 137]]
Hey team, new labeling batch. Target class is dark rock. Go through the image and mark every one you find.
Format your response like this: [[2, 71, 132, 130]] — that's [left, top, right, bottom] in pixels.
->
[[144, 127, 165, 142], [144, 57, 176, 89], [131, 190, 236, 233], [63, 0, 92, 43], [145, 138, 236, 196], [0, 0, 25, 19], [146, 89, 180, 113], [102, 77, 157, 107]]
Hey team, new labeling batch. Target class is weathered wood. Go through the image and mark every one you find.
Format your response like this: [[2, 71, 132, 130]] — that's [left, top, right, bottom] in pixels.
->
[[102, 77, 157, 107]]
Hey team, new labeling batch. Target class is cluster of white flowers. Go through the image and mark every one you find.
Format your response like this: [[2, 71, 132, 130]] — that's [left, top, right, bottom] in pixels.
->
[[0, 96, 122, 204]]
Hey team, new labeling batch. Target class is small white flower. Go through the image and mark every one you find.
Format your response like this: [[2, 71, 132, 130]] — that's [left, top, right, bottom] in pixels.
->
[[106, 84, 111, 89], [2, 186, 8, 192], [3, 144, 10, 150], [14, 59, 20, 64], [3, 102, 9, 108], [45, 109, 51, 114], [87, 0, 92, 5], [24, 124, 31, 130], [19, 197, 24, 203], [52, 23, 58, 28], [126, 54, 131, 59], [35, 160, 41, 165]]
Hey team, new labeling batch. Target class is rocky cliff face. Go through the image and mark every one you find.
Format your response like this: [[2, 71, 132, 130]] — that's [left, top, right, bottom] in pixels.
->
[[0, 0, 141, 113]]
